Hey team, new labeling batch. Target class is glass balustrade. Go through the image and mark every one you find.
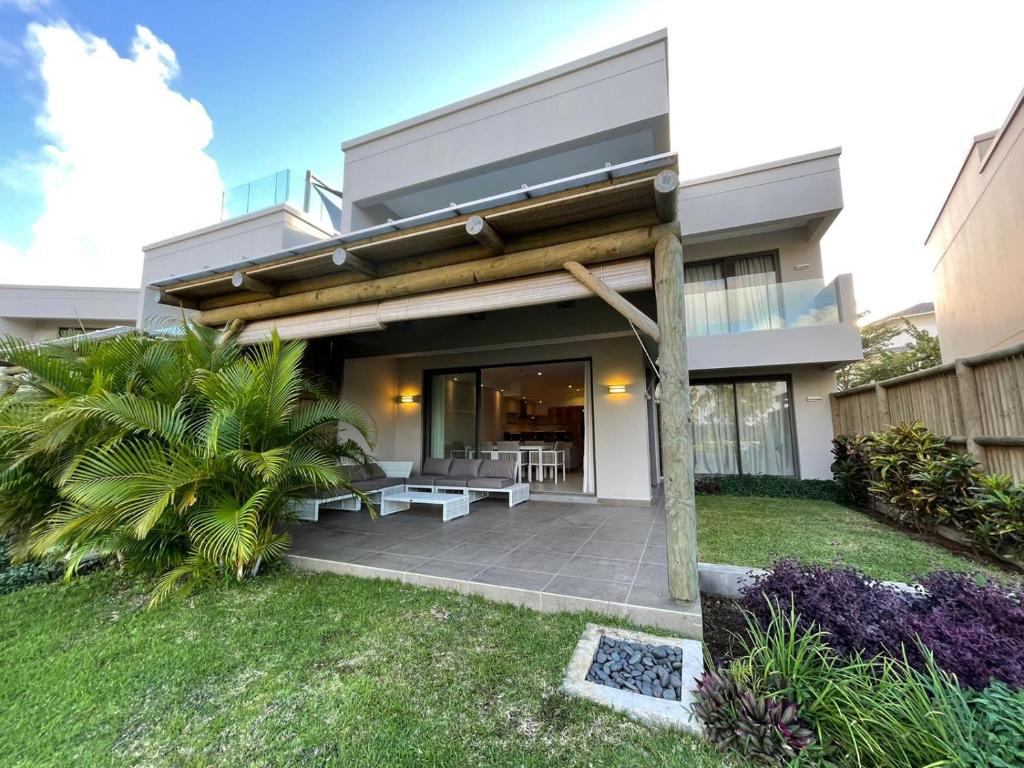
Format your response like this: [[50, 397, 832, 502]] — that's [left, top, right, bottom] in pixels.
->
[[684, 277, 841, 336]]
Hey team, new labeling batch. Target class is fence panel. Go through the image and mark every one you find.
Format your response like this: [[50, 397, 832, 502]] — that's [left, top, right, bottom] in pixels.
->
[[831, 343, 1024, 481]]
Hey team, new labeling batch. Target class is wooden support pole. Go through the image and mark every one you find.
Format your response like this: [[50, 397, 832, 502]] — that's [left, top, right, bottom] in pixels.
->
[[331, 248, 379, 277], [198, 222, 679, 326], [654, 232, 699, 603], [563, 261, 661, 342], [955, 358, 987, 469], [875, 383, 890, 431], [231, 272, 277, 296], [157, 291, 199, 311], [654, 170, 679, 223], [466, 215, 505, 254]]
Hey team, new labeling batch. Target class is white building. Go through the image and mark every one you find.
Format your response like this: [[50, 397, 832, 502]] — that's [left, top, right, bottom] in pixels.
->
[[0, 284, 139, 342], [140, 29, 860, 501]]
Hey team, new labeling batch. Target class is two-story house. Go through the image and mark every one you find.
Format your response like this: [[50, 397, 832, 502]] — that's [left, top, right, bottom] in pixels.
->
[[140, 29, 860, 509]]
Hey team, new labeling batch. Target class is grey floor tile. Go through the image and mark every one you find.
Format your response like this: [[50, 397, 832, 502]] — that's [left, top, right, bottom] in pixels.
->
[[633, 563, 669, 588], [576, 538, 645, 562], [440, 542, 518, 566], [626, 585, 681, 610], [380, 537, 459, 558], [495, 546, 567, 574], [351, 552, 428, 571], [560, 555, 638, 584], [590, 525, 652, 544], [544, 574, 629, 602], [408, 559, 485, 580], [471, 566, 553, 591], [641, 545, 668, 565], [528, 533, 591, 554]]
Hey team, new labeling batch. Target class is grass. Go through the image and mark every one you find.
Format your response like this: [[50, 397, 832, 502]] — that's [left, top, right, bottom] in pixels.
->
[[0, 569, 740, 768], [696, 495, 1008, 583]]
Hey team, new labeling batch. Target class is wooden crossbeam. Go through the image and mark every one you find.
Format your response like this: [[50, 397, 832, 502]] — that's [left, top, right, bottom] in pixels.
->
[[231, 272, 277, 296], [332, 248, 379, 277], [562, 261, 660, 342], [158, 290, 199, 310], [466, 215, 505, 254]]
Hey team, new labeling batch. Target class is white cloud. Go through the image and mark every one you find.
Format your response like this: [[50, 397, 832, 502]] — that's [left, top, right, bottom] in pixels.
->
[[0, 22, 222, 288]]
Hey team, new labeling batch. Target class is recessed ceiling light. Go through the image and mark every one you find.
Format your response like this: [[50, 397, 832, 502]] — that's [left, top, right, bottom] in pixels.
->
[[453, 377, 459, 381], [537, 372, 542, 376]]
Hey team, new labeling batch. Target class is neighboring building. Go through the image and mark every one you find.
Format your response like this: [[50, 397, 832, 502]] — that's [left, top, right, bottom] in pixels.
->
[[142, 29, 861, 504], [927, 86, 1024, 363], [0, 284, 139, 342], [866, 302, 937, 351]]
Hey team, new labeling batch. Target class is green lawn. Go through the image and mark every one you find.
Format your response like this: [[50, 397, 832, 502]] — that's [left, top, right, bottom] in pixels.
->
[[0, 570, 739, 768], [697, 496, 1007, 583]]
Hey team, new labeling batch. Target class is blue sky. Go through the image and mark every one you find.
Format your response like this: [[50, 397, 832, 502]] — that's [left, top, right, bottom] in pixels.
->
[[0, 0, 639, 251], [1, 0, 1023, 316]]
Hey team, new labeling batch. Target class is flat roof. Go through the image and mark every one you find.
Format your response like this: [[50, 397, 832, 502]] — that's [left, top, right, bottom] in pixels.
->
[[341, 29, 668, 151]]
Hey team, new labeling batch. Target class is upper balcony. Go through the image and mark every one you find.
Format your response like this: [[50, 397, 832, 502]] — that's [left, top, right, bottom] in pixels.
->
[[221, 169, 343, 232]]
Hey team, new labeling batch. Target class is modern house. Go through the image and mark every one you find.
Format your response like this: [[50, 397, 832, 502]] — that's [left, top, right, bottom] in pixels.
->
[[0, 284, 139, 342], [138, 30, 860, 631], [927, 86, 1024, 363], [866, 302, 938, 351]]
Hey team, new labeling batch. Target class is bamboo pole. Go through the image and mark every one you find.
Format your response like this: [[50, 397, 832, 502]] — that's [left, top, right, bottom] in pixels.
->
[[654, 232, 699, 603], [466, 216, 505, 254], [562, 261, 661, 342], [198, 222, 680, 326]]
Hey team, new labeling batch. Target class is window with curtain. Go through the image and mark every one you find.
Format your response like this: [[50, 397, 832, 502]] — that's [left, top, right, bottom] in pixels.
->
[[691, 378, 795, 477], [684, 252, 781, 336]]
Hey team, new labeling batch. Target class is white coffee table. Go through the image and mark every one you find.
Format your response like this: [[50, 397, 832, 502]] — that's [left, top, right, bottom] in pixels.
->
[[379, 491, 470, 522]]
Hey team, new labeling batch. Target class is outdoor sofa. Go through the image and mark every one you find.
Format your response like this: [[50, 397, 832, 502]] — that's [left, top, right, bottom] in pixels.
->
[[294, 460, 412, 521], [406, 457, 530, 507]]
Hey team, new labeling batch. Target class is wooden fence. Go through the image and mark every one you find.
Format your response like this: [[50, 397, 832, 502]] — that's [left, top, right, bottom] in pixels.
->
[[831, 341, 1024, 481]]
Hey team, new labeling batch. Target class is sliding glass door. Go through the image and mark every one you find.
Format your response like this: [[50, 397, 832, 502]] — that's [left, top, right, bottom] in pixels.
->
[[685, 252, 783, 335], [427, 371, 478, 459], [691, 377, 796, 477]]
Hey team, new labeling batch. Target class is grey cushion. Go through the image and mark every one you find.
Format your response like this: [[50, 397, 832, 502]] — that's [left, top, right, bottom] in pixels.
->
[[448, 458, 482, 478], [310, 485, 352, 500], [435, 478, 469, 487], [365, 462, 387, 479], [422, 457, 451, 476], [351, 478, 403, 492], [406, 475, 441, 486], [479, 459, 516, 480], [471, 477, 514, 489]]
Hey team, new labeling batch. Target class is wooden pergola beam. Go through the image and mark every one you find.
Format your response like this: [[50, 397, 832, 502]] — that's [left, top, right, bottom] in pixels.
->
[[562, 260, 660, 342], [197, 222, 679, 326], [654, 170, 679, 223], [654, 231, 698, 603], [332, 248, 379, 277], [231, 272, 277, 296], [466, 215, 505, 254], [157, 291, 199, 311]]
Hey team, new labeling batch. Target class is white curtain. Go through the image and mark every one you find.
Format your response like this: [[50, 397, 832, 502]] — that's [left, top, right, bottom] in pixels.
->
[[685, 261, 728, 336], [691, 383, 738, 474], [429, 376, 446, 458], [728, 254, 781, 332], [736, 381, 795, 476], [582, 361, 596, 494]]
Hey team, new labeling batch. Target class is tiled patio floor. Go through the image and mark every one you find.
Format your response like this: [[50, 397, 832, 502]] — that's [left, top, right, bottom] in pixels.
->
[[286, 499, 701, 636]]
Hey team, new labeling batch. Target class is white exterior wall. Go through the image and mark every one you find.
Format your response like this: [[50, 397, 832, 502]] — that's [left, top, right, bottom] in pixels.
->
[[340, 31, 669, 231], [341, 335, 652, 503], [928, 90, 1024, 362], [139, 205, 333, 327], [0, 284, 139, 341], [791, 368, 839, 479]]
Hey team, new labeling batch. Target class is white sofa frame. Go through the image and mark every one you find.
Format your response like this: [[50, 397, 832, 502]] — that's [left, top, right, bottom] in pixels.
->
[[297, 461, 415, 521], [405, 481, 530, 508]]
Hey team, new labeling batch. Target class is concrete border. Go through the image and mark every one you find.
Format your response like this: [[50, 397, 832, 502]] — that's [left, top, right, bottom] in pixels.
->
[[560, 623, 703, 734], [286, 554, 702, 636]]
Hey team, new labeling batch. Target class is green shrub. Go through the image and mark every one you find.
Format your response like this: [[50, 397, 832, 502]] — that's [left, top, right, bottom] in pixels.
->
[[0, 324, 375, 605], [963, 474, 1024, 565], [0, 539, 61, 596], [712, 601, 1018, 767], [830, 434, 874, 508], [695, 473, 841, 502], [868, 421, 977, 530]]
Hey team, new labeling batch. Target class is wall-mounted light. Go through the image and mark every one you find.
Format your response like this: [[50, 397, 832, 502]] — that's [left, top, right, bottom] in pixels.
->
[[396, 394, 420, 404], [607, 384, 628, 394]]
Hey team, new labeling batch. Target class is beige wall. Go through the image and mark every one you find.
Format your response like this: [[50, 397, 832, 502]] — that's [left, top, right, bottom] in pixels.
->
[[684, 228, 824, 282], [791, 367, 839, 480], [341, 335, 653, 503], [928, 92, 1024, 362]]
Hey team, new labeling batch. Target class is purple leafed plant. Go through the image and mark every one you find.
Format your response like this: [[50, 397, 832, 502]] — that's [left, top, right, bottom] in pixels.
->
[[742, 560, 1024, 690]]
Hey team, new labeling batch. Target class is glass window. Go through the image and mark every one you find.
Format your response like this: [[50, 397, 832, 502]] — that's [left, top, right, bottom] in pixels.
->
[[691, 378, 795, 477], [691, 383, 738, 474]]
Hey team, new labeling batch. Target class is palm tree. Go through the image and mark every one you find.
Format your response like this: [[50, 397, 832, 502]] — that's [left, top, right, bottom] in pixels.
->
[[0, 324, 375, 604]]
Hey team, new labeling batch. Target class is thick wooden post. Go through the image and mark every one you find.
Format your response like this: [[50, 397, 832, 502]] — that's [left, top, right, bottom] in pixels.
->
[[875, 383, 890, 431], [955, 359, 987, 469], [654, 232, 699, 603]]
